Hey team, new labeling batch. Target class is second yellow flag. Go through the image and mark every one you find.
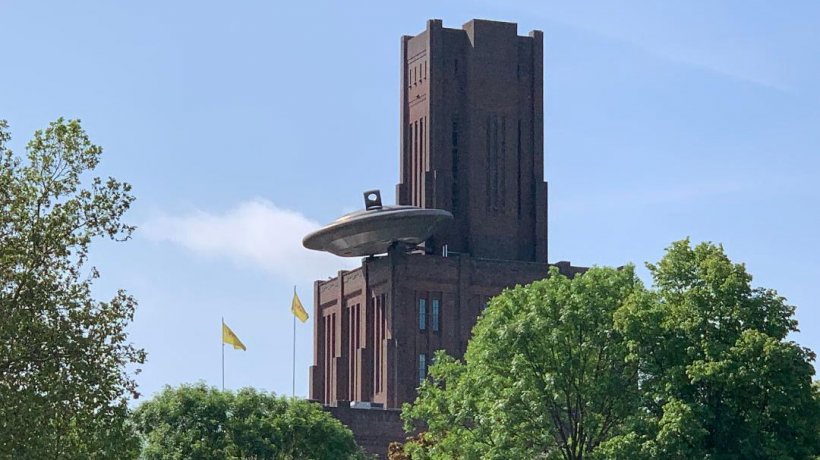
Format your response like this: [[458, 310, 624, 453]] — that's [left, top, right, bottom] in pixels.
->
[[291, 290, 309, 323]]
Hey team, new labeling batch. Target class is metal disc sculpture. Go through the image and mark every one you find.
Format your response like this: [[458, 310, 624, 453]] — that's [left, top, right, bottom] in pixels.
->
[[303, 190, 453, 257]]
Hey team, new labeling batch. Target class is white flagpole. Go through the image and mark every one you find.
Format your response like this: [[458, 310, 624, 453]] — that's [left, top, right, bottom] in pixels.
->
[[221, 317, 225, 391], [292, 286, 296, 398]]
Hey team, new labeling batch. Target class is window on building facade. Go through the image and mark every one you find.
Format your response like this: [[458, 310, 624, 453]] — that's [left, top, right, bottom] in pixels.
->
[[418, 298, 426, 331], [431, 299, 440, 332], [451, 120, 459, 210], [419, 353, 427, 386]]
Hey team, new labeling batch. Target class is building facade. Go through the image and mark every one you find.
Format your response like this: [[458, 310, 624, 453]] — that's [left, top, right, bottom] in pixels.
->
[[307, 19, 584, 457]]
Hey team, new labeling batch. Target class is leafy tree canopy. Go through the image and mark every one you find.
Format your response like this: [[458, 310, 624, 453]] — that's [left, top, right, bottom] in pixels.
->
[[133, 383, 366, 460], [403, 240, 820, 459], [0, 119, 145, 459], [604, 239, 820, 459], [403, 265, 647, 459]]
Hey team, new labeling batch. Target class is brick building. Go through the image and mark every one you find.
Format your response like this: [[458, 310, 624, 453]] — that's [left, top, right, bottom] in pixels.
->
[[307, 19, 584, 457]]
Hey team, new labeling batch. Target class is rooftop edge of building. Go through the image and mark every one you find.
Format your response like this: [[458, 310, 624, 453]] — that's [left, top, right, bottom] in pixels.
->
[[415, 18, 542, 39], [313, 253, 588, 290]]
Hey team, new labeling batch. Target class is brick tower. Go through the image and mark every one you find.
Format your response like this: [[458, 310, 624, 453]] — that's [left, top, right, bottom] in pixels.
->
[[307, 19, 584, 457], [397, 19, 548, 263]]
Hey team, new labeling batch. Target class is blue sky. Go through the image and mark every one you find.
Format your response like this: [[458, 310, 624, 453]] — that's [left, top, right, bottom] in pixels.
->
[[2, 1, 818, 401]]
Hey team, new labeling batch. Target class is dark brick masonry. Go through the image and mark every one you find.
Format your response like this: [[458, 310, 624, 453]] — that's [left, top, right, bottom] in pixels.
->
[[324, 403, 404, 457]]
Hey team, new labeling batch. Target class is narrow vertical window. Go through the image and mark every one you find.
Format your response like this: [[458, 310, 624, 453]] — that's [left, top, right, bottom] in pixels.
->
[[419, 353, 427, 385], [500, 116, 507, 208], [418, 298, 427, 331], [431, 299, 440, 332], [452, 120, 459, 211], [414, 120, 420, 205], [420, 118, 426, 207], [517, 119, 522, 217]]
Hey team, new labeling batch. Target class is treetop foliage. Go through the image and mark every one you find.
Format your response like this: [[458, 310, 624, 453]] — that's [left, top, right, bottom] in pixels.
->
[[133, 383, 366, 460], [0, 118, 145, 459], [402, 239, 820, 460]]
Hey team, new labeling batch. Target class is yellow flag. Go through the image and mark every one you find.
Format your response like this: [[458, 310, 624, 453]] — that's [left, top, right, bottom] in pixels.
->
[[222, 322, 246, 351], [291, 290, 309, 323]]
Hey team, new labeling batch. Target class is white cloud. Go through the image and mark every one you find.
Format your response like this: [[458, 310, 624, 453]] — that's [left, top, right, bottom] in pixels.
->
[[141, 199, 357, 282]]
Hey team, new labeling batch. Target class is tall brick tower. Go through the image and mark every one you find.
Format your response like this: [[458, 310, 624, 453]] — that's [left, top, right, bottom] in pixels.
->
[[306, 19, 583, 457], [397, 19, 547, 262]]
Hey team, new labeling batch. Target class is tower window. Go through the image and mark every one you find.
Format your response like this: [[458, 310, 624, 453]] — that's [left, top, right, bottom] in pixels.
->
[[418, 298, 427, 331], [431, 299, 440, 332], [419, 353, 427, 385], [451, 120, 459, 211]]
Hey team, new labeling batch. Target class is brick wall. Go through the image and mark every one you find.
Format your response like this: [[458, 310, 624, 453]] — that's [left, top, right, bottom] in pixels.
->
[[325, 404, 405, 459]]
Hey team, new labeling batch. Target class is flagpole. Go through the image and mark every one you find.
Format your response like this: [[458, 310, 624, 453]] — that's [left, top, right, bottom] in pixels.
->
[[221, 317, 225, 391], [292, 286, 296, 398]]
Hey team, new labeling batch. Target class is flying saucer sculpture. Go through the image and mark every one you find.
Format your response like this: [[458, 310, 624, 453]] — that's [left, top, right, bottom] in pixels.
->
[[303, 190, 453, 257]]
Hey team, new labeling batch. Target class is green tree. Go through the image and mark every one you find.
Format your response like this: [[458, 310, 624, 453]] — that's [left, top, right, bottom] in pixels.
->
[[403, 240, 820, 459], [0, 119, 145, 459], [402, 266, 647, 459], [133, 383, 366, 460], [606, 240, 820, 459]]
